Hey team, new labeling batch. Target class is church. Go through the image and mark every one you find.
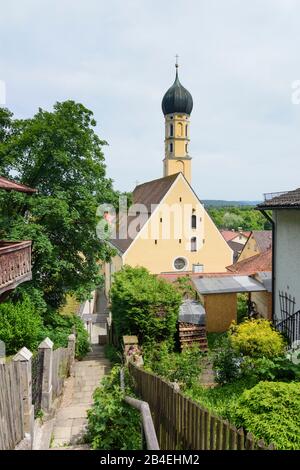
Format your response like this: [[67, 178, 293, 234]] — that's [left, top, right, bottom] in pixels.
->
[[105, 64, 232, 294]]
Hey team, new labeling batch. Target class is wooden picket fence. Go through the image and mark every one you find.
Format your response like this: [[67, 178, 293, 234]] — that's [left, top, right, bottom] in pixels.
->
[[0, 361, 24, 450], [52, 347, 71, 399], [129, 363, 275, 450]]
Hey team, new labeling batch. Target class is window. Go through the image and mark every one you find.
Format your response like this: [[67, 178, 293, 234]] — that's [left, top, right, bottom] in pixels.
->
[[179, 197, 182, 202], [185, 144, 188, 153], [178, 122, 183, 136], [170, 123, 174, 137], [191, 214, 197, 229], [174, 257, 187, 271], [185, 124, 188, 137], [191, 237, 197, 252], [169, 143, 173, 153], [193, 264, 204, 273], [179, 239, 182, 244], [155, 240, 157, 245], [160, 218, 162, 223]]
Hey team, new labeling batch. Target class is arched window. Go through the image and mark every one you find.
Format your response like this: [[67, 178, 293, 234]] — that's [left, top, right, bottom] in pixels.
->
[[170, 123, 174, 137], [178, 122, 183, 136], [185, 124, 188, 137], [191, 237, 197, 252], [191, 215, 197, 229], [169, 143, 173, 153]]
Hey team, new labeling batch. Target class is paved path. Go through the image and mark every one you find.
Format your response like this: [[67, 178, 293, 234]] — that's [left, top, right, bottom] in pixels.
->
[[51, 345, 110, 448]]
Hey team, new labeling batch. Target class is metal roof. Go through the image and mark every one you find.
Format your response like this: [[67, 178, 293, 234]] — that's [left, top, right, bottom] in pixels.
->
[[179, 300, 205, 325], [192, 275, 267, 295], [255, 272, 272, 293]]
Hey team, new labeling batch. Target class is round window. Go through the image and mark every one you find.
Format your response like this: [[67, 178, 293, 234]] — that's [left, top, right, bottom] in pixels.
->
[[174, 257, 187, 271]]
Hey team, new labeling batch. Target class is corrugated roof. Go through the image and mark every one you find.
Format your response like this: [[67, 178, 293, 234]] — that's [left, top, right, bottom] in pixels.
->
[[0, 176, 36, 194], [110, 174, 179, 253], [179, 299, 205, 325], [192, 275, 266, 294]]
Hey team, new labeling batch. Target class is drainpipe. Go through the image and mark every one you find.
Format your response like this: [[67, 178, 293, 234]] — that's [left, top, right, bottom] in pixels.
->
[[258, 209, 275, 323]]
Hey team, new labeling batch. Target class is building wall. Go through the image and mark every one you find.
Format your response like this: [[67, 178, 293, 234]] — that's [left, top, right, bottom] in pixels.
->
[[275, 209, 300, 319], [250, 291, 272, 320], [199, 293, 237, 332], [238, 233, 259, 261], [124, 175, 233, 274], [105, 253, 123, 297]]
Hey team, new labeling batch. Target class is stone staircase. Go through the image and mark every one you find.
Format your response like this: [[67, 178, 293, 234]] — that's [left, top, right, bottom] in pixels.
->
[[50, 345, 111, 449]]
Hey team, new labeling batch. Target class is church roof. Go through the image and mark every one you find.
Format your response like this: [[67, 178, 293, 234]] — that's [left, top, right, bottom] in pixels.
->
[[162, 67, 193, 116], [110, 173, 180, 253]]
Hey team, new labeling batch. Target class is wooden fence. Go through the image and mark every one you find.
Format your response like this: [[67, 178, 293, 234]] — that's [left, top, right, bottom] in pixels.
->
[[129, 363, 275, 451], [52, 347, 71, 399], [0, 361, 24, 450]]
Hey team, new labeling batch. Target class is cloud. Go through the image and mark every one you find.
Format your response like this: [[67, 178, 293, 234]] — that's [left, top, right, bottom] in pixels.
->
[[1, 0, 300, 199]]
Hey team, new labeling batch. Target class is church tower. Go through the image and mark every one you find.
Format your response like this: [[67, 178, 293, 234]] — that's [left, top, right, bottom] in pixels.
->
[[162, 59, 193, 184]]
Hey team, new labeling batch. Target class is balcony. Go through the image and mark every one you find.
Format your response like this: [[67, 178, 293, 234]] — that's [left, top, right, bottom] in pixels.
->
[[0, 241, 32, 296]]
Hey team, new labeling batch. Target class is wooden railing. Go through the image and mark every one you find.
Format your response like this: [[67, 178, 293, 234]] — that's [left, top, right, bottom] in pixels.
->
[[0, 241, 32, 296], [129, 363, 275, 451]]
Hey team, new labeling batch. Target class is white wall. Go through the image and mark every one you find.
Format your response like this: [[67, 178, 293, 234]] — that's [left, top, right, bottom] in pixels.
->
[[275, 210, 300, 320]]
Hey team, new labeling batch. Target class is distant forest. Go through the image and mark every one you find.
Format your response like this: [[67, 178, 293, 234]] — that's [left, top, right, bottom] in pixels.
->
[[206, 204, 271, 231]]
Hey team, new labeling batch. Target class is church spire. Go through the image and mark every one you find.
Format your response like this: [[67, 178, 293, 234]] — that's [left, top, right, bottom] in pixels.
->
[[161, 62, 193, 184]]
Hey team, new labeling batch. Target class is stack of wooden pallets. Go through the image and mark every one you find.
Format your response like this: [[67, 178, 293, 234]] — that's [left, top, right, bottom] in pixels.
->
[[178, 322, 208, 352]]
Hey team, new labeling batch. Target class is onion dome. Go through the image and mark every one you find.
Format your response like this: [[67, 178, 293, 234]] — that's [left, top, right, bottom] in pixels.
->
[[162, 64, 193, 116]]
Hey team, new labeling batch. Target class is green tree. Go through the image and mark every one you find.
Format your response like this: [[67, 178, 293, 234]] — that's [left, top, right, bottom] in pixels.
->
[[110, 266, 182, 345], [0, 101, 117, 309]]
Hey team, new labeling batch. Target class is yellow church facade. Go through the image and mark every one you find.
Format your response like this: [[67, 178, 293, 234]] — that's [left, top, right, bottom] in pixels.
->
[[105, 64, 232, 294]]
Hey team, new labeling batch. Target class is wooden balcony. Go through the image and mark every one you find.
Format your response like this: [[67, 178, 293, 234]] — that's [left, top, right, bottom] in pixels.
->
[[0, 241, 32, 296]]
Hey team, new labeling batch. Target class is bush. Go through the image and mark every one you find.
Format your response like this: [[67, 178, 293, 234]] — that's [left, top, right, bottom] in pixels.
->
[[42, 311, 89, 359], [110, 266, 181, 345], [86, 366, 142, 450], [212, 336, 242, 385], [229, 319, 285, 358], [231, 381, 300, 450], [144, 342, 202, 389], [240, 356, 300, 382], [0, 296, 43, 355]]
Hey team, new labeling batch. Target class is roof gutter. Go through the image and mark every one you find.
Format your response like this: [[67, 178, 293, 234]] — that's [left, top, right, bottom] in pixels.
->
[[257, 209, 275, 322]]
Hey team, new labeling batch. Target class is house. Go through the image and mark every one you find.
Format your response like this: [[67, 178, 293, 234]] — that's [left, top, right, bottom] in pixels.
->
[[0, 176, 36, 301], [220, 230, 250, 245], [105, 65, 233, 295], [257, 188, 300, 344], [237, 230, 272, 262]]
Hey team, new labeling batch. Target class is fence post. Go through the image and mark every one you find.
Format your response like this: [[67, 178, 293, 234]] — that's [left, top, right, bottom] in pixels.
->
[[38, 337, 53, 413], [68, 334, 76, 375], [13, 347, 34, 449]]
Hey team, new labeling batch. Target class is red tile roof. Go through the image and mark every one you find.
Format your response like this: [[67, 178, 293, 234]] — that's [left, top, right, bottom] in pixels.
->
[[0, 176, 36, 194], [226, 248, 272, 275], [220, 230, 250, 242]]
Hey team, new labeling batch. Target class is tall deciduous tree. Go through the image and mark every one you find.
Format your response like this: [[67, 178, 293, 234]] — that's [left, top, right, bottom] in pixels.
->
[[0, 101, 117, 309]]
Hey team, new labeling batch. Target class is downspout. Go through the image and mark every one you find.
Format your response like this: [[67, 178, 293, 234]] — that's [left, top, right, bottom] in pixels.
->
[[258, 209, 275, 323]]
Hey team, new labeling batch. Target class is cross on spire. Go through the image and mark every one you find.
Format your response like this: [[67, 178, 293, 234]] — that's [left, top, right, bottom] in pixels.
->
[[175, 54, 179, 69]]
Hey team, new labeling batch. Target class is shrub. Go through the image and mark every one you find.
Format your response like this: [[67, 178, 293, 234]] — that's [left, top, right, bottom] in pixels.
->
[[212, 336, 242, 384], [42, 311, 89, 359], [110, 266, 181, 345], [240, 356, 300, 382], [229, 319, 285, 358], [231, 381, 300, 450], [144, 342, 202, 389], [0, 296, 43, 355], [86, 366, 142, 450]]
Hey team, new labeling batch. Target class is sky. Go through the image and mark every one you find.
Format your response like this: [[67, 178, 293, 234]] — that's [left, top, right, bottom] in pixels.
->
[[1, 0, 300, 200]]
